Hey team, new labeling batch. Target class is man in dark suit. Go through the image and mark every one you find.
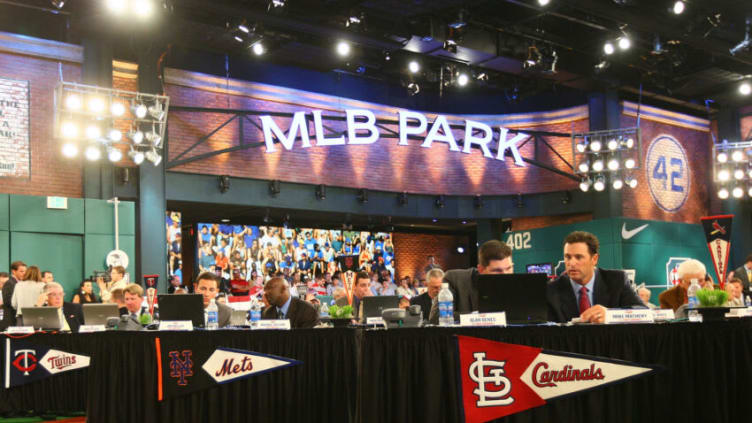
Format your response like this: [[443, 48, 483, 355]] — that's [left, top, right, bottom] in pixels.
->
[[547, 231, 645, 323], [1, 261, 27, 330], [351, 272, 371, 324], [262, 276, 319, 329], [429, 240, 514, 324], [410, 268, 444, 321], [40, 282, 84, 332], [733, 253, 752, 298], [195, 272, 232, 328]]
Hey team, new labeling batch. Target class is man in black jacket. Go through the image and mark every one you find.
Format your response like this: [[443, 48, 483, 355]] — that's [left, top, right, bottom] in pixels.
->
[[733, 253, 752, 298], [262, 276, 319, 329], [547, 231, 645, 323], [410, 268, 444, 321], [1, 261, 27, 330], [39, 282, 84, 332]]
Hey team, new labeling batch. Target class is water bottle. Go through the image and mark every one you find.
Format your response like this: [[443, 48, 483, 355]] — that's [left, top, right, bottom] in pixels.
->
[[438, 283, 454, 326], [687, 278, 701, 322], [745, 295, 751, 307], [250, 298, 261, 328], [207, 299, 219, 330]]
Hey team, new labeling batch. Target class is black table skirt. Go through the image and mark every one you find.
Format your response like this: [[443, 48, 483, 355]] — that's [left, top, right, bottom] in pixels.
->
[[2, 321, 752, 423]]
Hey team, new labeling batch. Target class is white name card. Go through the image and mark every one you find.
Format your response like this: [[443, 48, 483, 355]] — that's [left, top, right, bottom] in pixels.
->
[[78, 325, 106, 333], [366, 317, 386, 326], [158, 320, 194, 331], [651, 309, 675, 321], [604, 309, 655, 324], [255, 319, 291, 330], [459, 312, 507, 327], [6, 326, 34, 334], [726, 307, 752, 318]]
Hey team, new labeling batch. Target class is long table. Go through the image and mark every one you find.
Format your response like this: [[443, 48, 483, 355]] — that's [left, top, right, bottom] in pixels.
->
[[2, 320, 752, 422]]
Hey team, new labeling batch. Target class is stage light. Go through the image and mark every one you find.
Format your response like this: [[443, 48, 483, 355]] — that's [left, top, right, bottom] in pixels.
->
[[733, 186, 744, 198], [85, 145, 101, 161], [106, 0, 127, 15], [316, 184, 326, 200], [88, 96, 105, 114], [129, 129, 144, 145], [594, 60, 610, 73], [576, 142, 587, 153], [252, 41, 265, 56], [132, 0, 154, 18], [357, 188, 368, 203], [128, 149, 144, 164], [590, 139, 602, 152], [65, 94, 82, 110], [748, 187, 752, 197], [398, 192, 408, 205], [62, 142, 77, 158], [148, 102, 165, 121], [234, 35, 243, 43], [111, 101, 125, 116], [593, 176, 606, 192], [107, 146, 122, 162], [578, 161, 590, 173], [718, 169, 731, 181], [538, 0, 550, 6], [457, 73, 469, 87], [604, 42, 615, 55], [673, 1, 685, 15], [132, 101, 147, 119], [612, 177, 623, 190], [579, 178, 591, 192], [384, 51, 391, 61], [718, 188, 729, 199], [108, 129, 122, 142], [457, 246, 465, 254], [61, 121, 78, 138], [740, 82, 751, 96], [748, 168, 752, 179], [618, 37, 631, 50], [336, 41, 351, 57], [85, 125, 101, 140], [474, 194, 484, 208], [607, 139, 619, 151], [607, 158, 620, 171], [238, 24, 250, 33], [145, 127, 162, 148], [269, 0, 286, 8], [407, 82, 420, 96], [625, 158, 636, 169], [592, 159, 604, 172], [626, 175, 638, 188], [145, 148, 162, 166], [717, 152, 728, 163], [408, 60, 420, 74], [443, 39, 458, 53], [734, 169, 745, 180], [51, 0, 65, 8]]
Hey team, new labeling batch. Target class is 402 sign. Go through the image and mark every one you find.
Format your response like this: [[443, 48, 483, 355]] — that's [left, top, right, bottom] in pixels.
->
[[645, 134, 690, 213]]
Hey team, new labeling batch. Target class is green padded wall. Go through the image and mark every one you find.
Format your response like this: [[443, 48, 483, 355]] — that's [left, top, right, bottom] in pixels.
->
[[10, 232, 83, 297], [9, 195, 84, 234]]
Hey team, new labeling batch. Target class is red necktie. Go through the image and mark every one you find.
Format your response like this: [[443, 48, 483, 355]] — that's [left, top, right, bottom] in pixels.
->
[[579, 286, 591, 314]]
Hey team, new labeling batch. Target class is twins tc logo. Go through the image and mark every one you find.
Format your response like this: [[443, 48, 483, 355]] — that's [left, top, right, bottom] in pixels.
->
[[468, 352, 514, 407], [13, 349, 37, 376], [169, 350, 194, 386]]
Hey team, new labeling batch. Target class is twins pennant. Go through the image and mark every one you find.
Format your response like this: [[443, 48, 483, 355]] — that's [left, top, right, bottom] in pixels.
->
[[456, 336, 659, 422]]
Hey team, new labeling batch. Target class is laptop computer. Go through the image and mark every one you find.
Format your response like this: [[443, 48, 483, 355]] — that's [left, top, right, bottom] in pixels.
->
[[158, 294, 205, 328], [362, 296, 400, 320], [83, 303, 120, 325], [477, 273, 548, 324], [20, 307, 62, 330]]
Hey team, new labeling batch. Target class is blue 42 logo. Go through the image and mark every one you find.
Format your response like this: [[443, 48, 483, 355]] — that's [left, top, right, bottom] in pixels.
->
[[652, 156, 684, 192]]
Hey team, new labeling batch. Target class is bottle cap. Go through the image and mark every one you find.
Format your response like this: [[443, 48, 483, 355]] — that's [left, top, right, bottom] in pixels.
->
[[441, 283, 449, 289]]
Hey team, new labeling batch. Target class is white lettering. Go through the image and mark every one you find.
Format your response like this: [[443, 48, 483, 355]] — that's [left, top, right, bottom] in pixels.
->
[[463, 120, 494, 158], [312, 110, 345, 146], [398, 110, 427, 146], [346, 109, 379, 144], [261, 112, 311, 153], [422, 115, 460, 152], [496, 128, 527, 166]]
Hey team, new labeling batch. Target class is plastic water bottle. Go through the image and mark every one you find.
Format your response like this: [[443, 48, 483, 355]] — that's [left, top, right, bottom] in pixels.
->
[[745, 295, 751, 307], [687, 278, 701, 322], [438, 283, 454, 326], [207, 299, 219, 330], [320, 302, 329, 317], [250, 298, 261, 328]]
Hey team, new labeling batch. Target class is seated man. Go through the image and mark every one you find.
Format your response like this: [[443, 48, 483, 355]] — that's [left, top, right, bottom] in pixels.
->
[[35, 282, 84, 332], [195, 272, 232, 328], [351, 272, 372, 323], [262, 276, 319, 329], [547, 231, 645, 323], [638, 286, 658, 310], [122, 283, 148, 322], [332, 287, 349, 307], [659, 259, 706, 312], [410, 268, 443, 321], [724, 278, 744, 307]]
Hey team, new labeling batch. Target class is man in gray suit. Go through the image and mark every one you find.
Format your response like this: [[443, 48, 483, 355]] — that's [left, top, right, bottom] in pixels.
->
[[429, 240, 514, 324], [733, 254, 752, 298], [195, 272, 232, 328]]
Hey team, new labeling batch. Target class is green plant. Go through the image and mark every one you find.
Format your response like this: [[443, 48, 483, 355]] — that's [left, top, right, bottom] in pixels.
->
[[328, 304, 353, 319], [696, 289, 729, 307], [139, 312, 152, 325]]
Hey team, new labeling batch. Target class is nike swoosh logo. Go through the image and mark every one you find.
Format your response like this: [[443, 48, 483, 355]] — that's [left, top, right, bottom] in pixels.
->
[[621, 223, 649, 240]]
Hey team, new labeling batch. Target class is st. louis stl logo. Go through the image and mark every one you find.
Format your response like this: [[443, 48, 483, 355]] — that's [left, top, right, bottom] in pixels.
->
[[13, 349, 37, 375], [169, 350, 193, 386], [468, 352, 514, 407]]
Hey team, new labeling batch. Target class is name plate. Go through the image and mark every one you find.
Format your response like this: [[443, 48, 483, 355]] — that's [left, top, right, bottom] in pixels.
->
[[604, 309, 655, 324], [78, 325, 106, 333], [255, 319, 291, 330], [366, 317, 386, 326], [726, 307, 752, 318], [459, 312, 507, 327], [651, 309, 675, 321], [158, 321, 194, 331], [6, 326, 34, 334]]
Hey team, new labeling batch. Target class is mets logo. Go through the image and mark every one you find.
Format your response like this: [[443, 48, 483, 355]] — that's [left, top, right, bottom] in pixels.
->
[[13, 349, 37, 375], [468, 352, 514, 407], [169, 350, 194, 386]]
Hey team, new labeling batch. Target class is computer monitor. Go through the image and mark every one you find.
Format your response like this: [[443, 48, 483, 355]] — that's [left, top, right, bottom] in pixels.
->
[[20, 307, 62, 330], [83, 303, 120, 325], [476, 274, 548, 324], [158, 294, 205, 328], [362, 296, 400, 319], [526, 263, 553, 276]]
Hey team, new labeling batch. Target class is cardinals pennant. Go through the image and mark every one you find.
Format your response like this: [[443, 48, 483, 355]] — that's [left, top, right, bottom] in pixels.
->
[[700, 215, 733, 288]]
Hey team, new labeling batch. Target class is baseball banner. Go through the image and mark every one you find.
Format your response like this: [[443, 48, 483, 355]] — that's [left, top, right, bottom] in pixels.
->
[[700, 215, 733, 288], [456, 336, 659, 422], [4, 338, 90, 388], [336, 255, 359, 304]]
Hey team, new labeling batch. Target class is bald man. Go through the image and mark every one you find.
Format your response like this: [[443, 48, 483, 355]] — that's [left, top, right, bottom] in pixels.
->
[[262, 276, 320, 329]]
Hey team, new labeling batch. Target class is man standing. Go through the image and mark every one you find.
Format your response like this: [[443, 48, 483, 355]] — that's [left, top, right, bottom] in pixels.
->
[[99, 266, 127, 303], [429, 240, 514, 324], [1, 261, 27, 329], [195, 272, 232, 328], [410, 268, 443, 321], [42, 271, 54, 283], [733, 254, 752, 298], [37, 282, 84, 332], [262, 277, 319, 329], [547, 231, 645, 323], [658, 259, 707, 311]]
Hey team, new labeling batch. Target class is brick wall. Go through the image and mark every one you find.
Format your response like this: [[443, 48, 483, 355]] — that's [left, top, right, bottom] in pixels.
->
[[393, 232, 471, 280], [0, 52, 82, 197], [511, 213, 593, 231], [166, 81, 588, 196]]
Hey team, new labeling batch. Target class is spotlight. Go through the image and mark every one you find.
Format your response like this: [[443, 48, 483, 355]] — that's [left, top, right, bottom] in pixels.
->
[[576, 142, 587, 153], [733, 186, 744, 198], [748, 169, 752, 179], [234, 35, 244, 43], [85, 125, 101, 140], [594, 60, 610, 73], [268, 179, 281, 196], [61, 121, 78, 138], [315, 184, 326, 200], [457, 73, 469, 87], [383, 51, 391, 61], [626, 175, 638, 188], [538, 0, 550, 5], [407, 82, 420, 96], [474, 194, 484, 209], [718, 188, 729, 199], [132, 0, 154, 18], [269, 0, 286, 9], [604, 42, 615, 55], [108, 129, 122, 142], [111, 101, 125, 116], [607, 158, 620, 171], [148, 102, 165, 121], [128, 148, 145, 164], [62, 142, 77, 157], [733, 150, 745, 162], [625, 158, 636, 169], [85, 145, 101, 161], [592, 159, 604, 172], [561, 191, 572, 204], [740, 82, 752, 96], [336, 41, 351, 57], [618, 37, 631, 50], [443, 39, 458, 54], [607, 139, 619, 150], [398, 191, 408, 205], [219, 175, 230, 193], [624, 137, 635, 148], [132, 101, 147, 119], [145, 149, 162, 166], [107, 146, 122, 162], [51, 0, 65, 8], [748, 187, 752, 197], [612, 177, 623, 190], [593, 176, 606, 192], [456, 246, 465, 254], [729, 19, 750, 56], [105, 0, 127, 14], [88, 96, 105, 114], [672, 1, 685, 14], [435, 195, 445, 208], [129, 129, 144, 145], [717, 152, 728, 163], [408, 60, 420, 74], [735, 169, 745, 180], [590, 139, 602, 152], [579, 178, 592, 192], [65, 94, 82, 110], [578, 161, 590, 173], [357, 188, 368, 203], [238, 24, 250, 33], [145, 128, 162, 148], [718, 169, 730, 181], [262, 209, 271, 224], [252, 41, 265, 56]]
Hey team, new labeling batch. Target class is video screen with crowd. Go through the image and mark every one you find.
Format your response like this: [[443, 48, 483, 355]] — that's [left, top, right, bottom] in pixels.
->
[[196, 224, 395, 283]]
